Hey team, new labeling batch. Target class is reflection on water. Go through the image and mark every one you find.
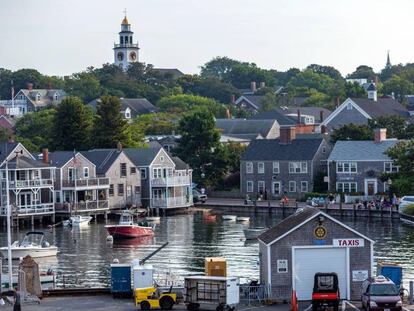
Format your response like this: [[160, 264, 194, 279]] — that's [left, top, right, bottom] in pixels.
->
[[0, 211, 413, 289]]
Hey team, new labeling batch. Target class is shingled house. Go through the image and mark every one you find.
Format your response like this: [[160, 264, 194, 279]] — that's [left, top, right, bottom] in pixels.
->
[[240, 127, 331, 199]]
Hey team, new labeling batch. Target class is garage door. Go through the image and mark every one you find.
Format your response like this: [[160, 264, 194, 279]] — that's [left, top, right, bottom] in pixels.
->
[[293, 247, 347, 301]]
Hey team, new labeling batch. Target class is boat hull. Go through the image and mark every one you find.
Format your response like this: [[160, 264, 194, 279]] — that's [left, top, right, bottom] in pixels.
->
[[243, 228, 267, 240], [0, 246, 58, 259], [105, 225, 154, 239]]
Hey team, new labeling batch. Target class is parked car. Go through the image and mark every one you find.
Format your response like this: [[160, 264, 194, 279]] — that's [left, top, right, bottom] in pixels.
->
[[398, 196, 414, 211], [361, 275, 402, 311], [193, 189, 207, 203], [312, 272, 340, 311]]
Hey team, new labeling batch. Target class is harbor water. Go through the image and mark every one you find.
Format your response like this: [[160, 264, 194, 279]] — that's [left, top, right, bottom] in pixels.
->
[[1, 211, 413, 288]]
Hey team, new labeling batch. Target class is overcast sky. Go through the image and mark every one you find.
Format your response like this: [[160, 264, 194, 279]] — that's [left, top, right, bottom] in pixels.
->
[[1, 0, 413, 77]]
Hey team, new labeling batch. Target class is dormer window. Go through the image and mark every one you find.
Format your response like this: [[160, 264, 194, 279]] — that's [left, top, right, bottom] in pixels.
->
[[54, 93, 59, 101], [36, 93, 41, 101], [125, 107, 131, 119]]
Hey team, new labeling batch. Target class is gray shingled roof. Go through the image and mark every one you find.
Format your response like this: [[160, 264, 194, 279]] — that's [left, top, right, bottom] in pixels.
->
[[153, 68, 184, 79], [250, 109, 296, 125], [328, 140, 399, 161], [82, 149, 122, 175], [259, 208, 321, 244], [88, 98, 158, 117], [172, 156, 189, 170], [238, 95, 264, 109], [0, 142, 19, 165], [241, 136, 323, 161], [0, 155, 51, 169], [124, 147, 162, 166], [216, 119, 277, 137], [366, 83, 376, 91], [351, 98, 409, 118], [278, 107, 332, 122], [48, 151, 78, 168], [19, 89, 66, 107]]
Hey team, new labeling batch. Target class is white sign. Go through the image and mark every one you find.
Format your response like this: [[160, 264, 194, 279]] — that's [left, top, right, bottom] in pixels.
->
[[333, 238, 364, 247], [352, 270, 368, 282], [277, 259, 288, 273]]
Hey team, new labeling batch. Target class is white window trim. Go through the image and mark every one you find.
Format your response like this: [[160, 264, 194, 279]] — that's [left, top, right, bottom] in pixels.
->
[[336, 182, 357, 193], [272, 181, 281, 195], [258, 162, 265, 174], [83, 167, 89, 179], [289, 162, 308, 174], [384, 162, 399, 173], [258, 181, 265, 193], [246, 162, 253, 174], [336, 161, 357, 173], [272, 162, 280, 174], [246, 181, 253, 193], [140, 168, 147, 179], [300, 181, 308, 193], [289, 181, 296, 192]]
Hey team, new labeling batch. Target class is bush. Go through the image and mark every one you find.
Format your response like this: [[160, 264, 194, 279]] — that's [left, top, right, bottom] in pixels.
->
[[403, 204, 414, 216], [304, 192, 328, 199]]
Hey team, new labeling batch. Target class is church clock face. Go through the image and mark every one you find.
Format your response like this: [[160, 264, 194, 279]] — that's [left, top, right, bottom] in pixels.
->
[[117, 52, 124, 61], [129, 51, 137, 61]]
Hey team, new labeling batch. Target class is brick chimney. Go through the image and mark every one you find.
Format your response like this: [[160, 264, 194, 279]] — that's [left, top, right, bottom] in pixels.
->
[[297, 109, 301, 124], [279, 126, 296, 144], [321, 125, 328, 134], [250, 81, 257, 93], [374, 128, 387, 143], [319, 110, 324, 123], [26, 83, 33, 91], [117, 141, 123, 152], [42, 148, 49, 164], [7, 136, 14, 143], [230, 94, 236, 104]]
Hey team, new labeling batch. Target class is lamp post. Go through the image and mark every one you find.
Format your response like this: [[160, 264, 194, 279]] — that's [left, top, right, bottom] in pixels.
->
[[387, 178, 393, 211]]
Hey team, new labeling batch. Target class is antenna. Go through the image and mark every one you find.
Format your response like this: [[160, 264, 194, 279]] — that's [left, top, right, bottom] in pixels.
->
[[123, 8, 127, 17]]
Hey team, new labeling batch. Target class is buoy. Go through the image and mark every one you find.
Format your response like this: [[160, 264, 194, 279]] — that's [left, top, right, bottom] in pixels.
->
[[106, 235, 114, 243], [113, 258, 119, 264]]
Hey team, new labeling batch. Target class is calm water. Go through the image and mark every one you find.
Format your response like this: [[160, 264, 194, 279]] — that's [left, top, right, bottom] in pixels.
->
[[1, 211, 413, 288]]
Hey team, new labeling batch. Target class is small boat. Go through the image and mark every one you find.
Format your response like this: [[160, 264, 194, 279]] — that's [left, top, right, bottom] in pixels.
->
[[222, 215, 237, 221], [236, 216, 250, 222], [243, 227, 268, 240], [1, 269, 55, 287], [70, 215, 92, 226], [203, 214, 217, 222], [0, 232, 58, 259], [145, 216, 161, 222], [105, 212, 155, 239]]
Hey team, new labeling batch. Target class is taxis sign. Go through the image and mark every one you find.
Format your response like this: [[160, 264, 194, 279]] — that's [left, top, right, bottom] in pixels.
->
[[333, 238, 364, 247]]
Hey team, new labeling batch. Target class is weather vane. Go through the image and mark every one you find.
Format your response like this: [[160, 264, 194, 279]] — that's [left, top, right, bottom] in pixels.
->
[[123, 8, 127, 17]]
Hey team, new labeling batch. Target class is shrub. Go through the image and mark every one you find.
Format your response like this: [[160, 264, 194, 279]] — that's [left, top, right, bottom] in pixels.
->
[[403, 204, 414, 216]]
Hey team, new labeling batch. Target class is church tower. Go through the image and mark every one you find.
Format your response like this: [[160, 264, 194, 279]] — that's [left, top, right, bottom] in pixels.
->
[[385, 51, 392, 69], [113, 12, 140, 71]]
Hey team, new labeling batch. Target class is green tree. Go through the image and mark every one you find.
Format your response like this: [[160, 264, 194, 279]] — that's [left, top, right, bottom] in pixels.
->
[[368, 116, 410, 139], [53, 97, 94, 150], [157, 94, 226, 117], [260, 92, 277, 111], [330, 124, 373, 143], [64, 72, 101, 102], [345, 82, 367, 98], [286, 70, 336, 95], [382, 75, 414, 104], [200, 56, 241, 80], [14, 108, 56, 151], [174, 108, 223, 187], [347, 65, 376, 81], [93, 96, 130, 148], [306, 64, 343, 81], [133, 113, 178, 135]]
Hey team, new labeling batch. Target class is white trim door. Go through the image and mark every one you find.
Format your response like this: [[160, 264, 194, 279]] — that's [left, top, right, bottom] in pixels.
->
[[364, 178, 377, 196], [292, 246, 349, 301]]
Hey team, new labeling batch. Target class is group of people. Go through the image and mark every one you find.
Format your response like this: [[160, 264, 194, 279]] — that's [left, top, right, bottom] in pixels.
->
[[355, 194, 398, 210]]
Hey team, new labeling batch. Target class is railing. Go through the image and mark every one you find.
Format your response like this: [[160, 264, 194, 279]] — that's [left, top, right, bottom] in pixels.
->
[[62, 177, 110, 188], [151, 175, 191, 187], [0, 99, 27, 106], [0, 203, 54, 216], [113, 43, 139, 48], [55, 200, 109, 212], [239, 284, 291, 305], [152, 195, 193, 208], [9, 179, 53, 189]]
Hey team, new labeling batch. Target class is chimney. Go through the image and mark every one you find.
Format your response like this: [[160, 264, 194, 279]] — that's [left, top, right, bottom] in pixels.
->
[[117, 141, 123, 152], [319, 110, 324, 123], [26, 83, 33, 91], [374, 128, 387, 143], [279, 126, 296, 144], [321, 125, 328, 134], [42, 148, 49, 164], [297, 109, 301, 124], [226, 109, 231, 119], [259, 82, 266, 89], [7, 136, 14, 143], [250, 81, 257, 93], [230, 94, 236, 104], [47, 82, 52, 90]]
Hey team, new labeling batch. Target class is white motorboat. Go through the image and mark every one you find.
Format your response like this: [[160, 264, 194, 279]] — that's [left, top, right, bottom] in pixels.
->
[[222, 215, 237, 221], [70, 215, 92, 226], [145, 216, 161, 222], [236, 216, 250, 222], [243, 227, 268, 240], [0, 232, 58, 259]]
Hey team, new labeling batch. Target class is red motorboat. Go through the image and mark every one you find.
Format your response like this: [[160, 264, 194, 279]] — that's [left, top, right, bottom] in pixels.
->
[[105, 212, 154, 239]]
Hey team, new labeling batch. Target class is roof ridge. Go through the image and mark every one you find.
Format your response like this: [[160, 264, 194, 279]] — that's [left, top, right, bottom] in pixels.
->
[[99, 150, 116, 170]]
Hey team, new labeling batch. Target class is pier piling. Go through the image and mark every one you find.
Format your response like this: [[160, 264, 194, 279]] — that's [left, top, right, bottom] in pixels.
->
[[409, 281, 413, 305]]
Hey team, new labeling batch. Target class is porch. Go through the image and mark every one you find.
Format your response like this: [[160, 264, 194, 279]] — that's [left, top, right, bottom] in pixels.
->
[[151, 175, 191, 187], [0, 203, 54, 217], [62, 177, 110, 190], [152, 195, 193, 209], [55, 200, 109, 214]]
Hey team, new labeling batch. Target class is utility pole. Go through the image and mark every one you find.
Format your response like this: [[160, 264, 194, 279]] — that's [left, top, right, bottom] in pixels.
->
[[5, 156, 13, 290]]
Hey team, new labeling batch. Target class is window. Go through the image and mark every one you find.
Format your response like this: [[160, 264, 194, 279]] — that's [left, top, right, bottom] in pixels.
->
[[68, 167, 76, 181], [258, 162, 265, 174], [337, 162, 357, 173], [120, 163, 127, 177], [125, 111, 131, 119], [118, 184, 124, 196], [322, 146, 326, 154], [246, 181, 253, 193], [33, 170, 40, 179], [277, 259, 288, 273], [347, 103, 353, 110], [384, 162, 399, 173], [300, 181, 308, 192], [130, 167, 136, 174], [160, 156, 164, 162], [289, 162, 307, 173], [272, 162, 280, 174], [109, 184, 114, 196], [336, 182, 357, 193], [258, 181, 265, 194], [134, 186, 141, 194], [140, 168, 147, 179], [36, 93, 41, 101], [83, 167, 89, 178], [272, 182, 281, 195], [289, 181, 296, 192], [153, 168, 162, 178], [153, 189, 163, 198], [54, 93, 59, 101], [246, 162, 253, 174]]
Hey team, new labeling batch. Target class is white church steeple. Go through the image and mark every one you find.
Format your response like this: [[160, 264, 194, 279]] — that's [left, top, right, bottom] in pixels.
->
[[113, 10, 140, 71]]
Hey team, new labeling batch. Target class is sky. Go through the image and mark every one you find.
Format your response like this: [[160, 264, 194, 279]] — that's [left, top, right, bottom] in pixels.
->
[[1, 0, 414, 77]]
